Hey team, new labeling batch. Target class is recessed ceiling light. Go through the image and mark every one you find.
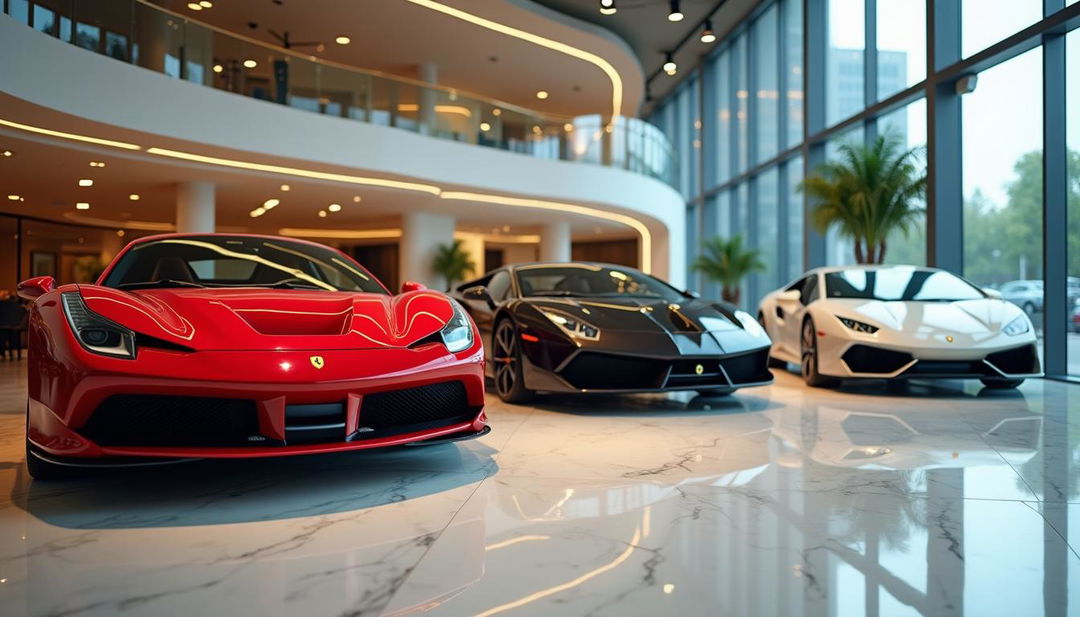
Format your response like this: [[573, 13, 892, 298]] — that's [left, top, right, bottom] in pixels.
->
[[318, 210, 328, 218], [535, 90, 549, 100], [76, 202, 90, 210], [1, 150, 12, 157], [116, 229, 126, 237], [328, 203, 342, 212], [89, 161, 105, 167], [6, 195, 19, 201], [250, 207, 266, 217], [199, 0, 213, 7], [128, 194, 140, 201], [213, 64, 224, 73], [492, 108, 502, 117], [78, 179, 93, 187], [564, 123, 574, 132], [280, 184, 290, 191], [480, 122, 491, 131], [243, 59, 257, 69], [187, 2, 202, 10], [667, 0, 684, 21], [263, 198, 280, 209], [352, 195, 362, 203], [335, 36, 351, 45]]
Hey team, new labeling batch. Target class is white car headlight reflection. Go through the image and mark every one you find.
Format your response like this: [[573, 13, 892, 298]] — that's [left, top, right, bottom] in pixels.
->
[[440, 301, 475, 352], [1002, 315, 1030, 336], [734, 310, 766, 337]]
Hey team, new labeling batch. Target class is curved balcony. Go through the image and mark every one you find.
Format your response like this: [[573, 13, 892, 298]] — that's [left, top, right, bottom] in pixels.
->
[[2, 0, 676, 185]]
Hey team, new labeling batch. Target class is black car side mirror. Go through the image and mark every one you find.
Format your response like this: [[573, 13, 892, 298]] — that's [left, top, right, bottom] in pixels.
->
[[463, 285, 495, 309]]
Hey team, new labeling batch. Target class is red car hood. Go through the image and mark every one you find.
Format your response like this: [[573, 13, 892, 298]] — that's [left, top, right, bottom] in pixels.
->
[[76, 286, 455, 351]]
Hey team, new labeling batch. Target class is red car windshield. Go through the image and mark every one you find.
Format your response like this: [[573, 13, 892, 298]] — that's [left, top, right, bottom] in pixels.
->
[[102, 236, 387, 293]]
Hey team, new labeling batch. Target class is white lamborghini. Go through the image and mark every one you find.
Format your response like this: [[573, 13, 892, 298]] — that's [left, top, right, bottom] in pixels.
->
[[757, 265, 1042, 388]]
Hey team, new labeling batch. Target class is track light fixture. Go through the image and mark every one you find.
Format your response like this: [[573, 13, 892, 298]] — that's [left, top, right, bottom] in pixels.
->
[[599, 0, 616, 15], [667, 0, 684, 22], [700, 19, 716, 43], [663, 53, 677, 75]]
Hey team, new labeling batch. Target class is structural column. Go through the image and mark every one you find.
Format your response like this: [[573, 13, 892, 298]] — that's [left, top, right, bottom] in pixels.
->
[[400, 211, 455, 290], [175, 181, 215, 233], [539, 222, 571, 263], [417, 62, 438, 137]]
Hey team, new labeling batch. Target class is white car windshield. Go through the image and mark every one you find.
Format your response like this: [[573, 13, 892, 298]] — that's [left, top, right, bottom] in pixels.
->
[[824, 268, 985, 302]]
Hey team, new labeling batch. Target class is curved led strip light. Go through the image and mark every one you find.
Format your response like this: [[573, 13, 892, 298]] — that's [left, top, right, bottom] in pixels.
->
[[2, 117, 654, 274], [403, 0, 624, 120]]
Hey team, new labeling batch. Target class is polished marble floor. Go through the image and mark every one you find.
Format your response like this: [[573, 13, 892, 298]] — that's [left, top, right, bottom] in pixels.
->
[[0, 360, 1077, 617]]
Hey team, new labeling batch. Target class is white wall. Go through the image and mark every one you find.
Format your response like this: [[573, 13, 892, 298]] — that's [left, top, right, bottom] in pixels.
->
[[0, 17, 686, 287]]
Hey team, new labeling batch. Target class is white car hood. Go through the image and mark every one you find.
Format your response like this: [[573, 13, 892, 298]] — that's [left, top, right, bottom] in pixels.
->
[[829, 298, 1023, 335]]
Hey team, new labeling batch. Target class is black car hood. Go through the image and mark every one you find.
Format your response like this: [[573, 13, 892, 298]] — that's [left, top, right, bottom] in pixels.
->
[[525, 296, 746, 335]]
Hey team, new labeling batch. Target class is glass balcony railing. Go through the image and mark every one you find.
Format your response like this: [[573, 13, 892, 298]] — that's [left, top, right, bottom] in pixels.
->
[[4, 0, 677, 185]]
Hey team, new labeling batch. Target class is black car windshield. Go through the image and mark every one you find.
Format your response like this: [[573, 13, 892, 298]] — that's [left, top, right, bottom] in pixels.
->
[[102, 236, 387, 293], [824, 267, 984, 302], [515, 265, 685, 301]]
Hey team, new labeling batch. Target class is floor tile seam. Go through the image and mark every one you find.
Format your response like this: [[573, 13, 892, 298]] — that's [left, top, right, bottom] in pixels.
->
[[1019, 500, 1080, 561]]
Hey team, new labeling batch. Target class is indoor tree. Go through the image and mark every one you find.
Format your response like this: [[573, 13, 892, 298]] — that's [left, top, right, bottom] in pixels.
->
[[801, 133, 927, 264], [431, 239, 476, 291], [691, 234, 764, 306]]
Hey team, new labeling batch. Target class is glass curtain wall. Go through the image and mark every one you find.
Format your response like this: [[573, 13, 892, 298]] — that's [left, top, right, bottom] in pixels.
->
[[648, 0, 1080, 378]]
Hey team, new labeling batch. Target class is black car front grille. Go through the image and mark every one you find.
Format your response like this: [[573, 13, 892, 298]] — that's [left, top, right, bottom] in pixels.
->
[[841, 345, 914, 374], [718, 348, 773, 385], [355, 381, 476, 438], [559, 353, 669, 390], [285, 402, 347, 444], [80, 395, 261, 447], [905, 360, 989, 376], [985, 344, 1041, 374]]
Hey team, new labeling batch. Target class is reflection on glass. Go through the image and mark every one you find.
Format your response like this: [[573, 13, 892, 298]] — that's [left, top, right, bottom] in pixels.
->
[[962, 0, 1041, 58], [962, 48, 1043, 335], [784, 0, 803, 149], [827, 0, 865, 126], [757, 168, 780, 293], [786, 156, 804, 280], [876, 0, 926, 100], [1068, 29, 1080, 376], [734, 33, 749, 173], [712, 49, 732, 183], [877, 98, 927, 265], [754, 5, 779, 164]]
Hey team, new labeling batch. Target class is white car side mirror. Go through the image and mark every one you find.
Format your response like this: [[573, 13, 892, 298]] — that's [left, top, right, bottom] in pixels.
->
[[777, 289, 802, 303], [983, 288, 1002, 299]]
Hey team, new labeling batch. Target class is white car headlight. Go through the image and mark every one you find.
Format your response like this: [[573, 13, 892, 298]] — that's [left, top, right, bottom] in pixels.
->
[[440, 301, 475, 353], [62, 292, 136, 358], [734, 310, 766, 337], [837, 316, 880, 334], [1003, 315, 1030, 336], [539, 308, 600, 341]]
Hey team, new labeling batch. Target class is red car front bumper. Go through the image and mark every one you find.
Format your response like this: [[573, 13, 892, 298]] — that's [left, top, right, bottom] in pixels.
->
[[28, 338, 487, 461]]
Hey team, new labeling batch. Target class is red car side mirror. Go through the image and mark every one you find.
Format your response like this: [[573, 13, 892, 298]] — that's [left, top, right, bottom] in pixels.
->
[[400, 281, 427, 294], [17, 275, 55, 301]]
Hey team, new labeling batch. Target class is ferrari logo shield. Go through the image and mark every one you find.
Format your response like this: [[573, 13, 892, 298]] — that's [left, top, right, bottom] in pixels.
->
[[310, 355, 325, 369], [695, 363, 705, 375]]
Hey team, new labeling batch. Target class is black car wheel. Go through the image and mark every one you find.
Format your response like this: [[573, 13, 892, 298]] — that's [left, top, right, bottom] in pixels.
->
[[801, 317, 839, 388], [492, 319, 534, 403], [758, 311, 786, 368]]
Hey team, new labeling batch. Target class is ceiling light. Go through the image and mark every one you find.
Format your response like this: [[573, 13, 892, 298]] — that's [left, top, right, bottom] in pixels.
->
[[700, 20, 716, 43], [187, 2, 202, 10], [78, 179, 93, 187], [0, 118, 140, 150], [263, 198, 280, 209], [668, 0, 684, 21], [335, 36, 351, 45], [6, 195, 19, 201], [599, 0, 616, 15], [1, 150, 12, 157], [89, 161, 105, 167], [243, 59, 257, 69], [129, 194, 140, 201], [480, 122, 491, 131], [328, 203, 342, 212], [492, 108, 502, 117], [199, 0, 212, 7], [663, 53, 677, 75], [318, 210, 328, 218], [76, 202, 90, 210], [116, 229, 126, 237], [280, 184, 290, 191], [213, 64, 223, 73], [564, 123, 574, 132], [536, 90, 549, 100], [250, 207, 266, 217]]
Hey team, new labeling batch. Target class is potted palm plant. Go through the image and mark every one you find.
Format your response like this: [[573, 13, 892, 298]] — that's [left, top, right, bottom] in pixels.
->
[[432, 239, 476, 291], [801, 133, 926, 264], [691, 234, 764, 306]]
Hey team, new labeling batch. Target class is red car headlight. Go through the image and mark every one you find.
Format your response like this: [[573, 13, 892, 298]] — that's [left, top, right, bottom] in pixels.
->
[[61, 292, 137, 359]]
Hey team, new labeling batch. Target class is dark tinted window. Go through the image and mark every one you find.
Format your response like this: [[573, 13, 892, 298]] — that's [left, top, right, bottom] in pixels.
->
[[824, 268, 983, 301], [487, 271, 512, 301], [515, 265, 684, 301], [103, 236, 387, 293], [802, 275, 820, 304]]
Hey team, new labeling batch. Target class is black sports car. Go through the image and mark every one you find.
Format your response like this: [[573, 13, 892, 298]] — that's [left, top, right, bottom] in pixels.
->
[[453, 262, 774, 402]]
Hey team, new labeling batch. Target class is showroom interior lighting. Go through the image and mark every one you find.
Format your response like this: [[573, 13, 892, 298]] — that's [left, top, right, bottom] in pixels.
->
[[663, 53, 677, 75], [89, 161, 105, 167], [1, 150, 12, 157], [535, 90, 549, 100], [213, 64, 224, 73], [187, 2, 202, 10], [328, 203, 342, 212], [199, 0, 212, 7], [335, 36, 351, 45], [599, 0, 616, 16], [243, 59, 257, 69], [403, 0, 624, 119], [76, 202, 90, 210], [263, 198, 280, 209], [281, 184, 290, 191], [0, 118, 140, 150], [700, 20, 716, 43], [78, 179, 93, 187], [667, 0, 684, 22], [128, 194, 140, 201], [6, 195, 20, 201]]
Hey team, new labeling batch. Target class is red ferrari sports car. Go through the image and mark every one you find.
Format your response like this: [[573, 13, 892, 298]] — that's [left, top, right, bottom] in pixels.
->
[[18, 233, 488, 479]]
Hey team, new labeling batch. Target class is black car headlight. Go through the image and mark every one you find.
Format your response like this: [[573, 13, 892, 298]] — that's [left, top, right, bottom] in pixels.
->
[[440, 301, 475, 353], [837, 316, 879, 334], [539, 308, 600, 341], [61, 292, 136, 358]]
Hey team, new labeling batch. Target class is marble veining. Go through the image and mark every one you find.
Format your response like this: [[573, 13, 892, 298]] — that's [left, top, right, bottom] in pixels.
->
[[0, 361, 1078, 616]]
